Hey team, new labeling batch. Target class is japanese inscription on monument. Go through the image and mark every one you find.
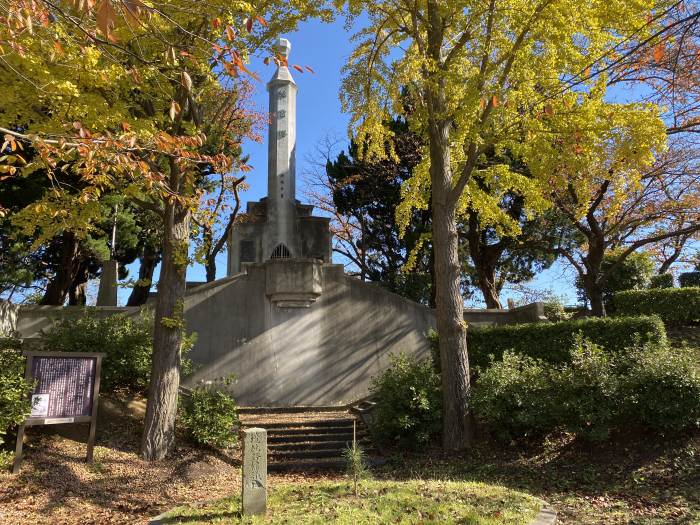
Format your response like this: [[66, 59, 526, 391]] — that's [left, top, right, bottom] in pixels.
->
[[241, 427, 267, 515]]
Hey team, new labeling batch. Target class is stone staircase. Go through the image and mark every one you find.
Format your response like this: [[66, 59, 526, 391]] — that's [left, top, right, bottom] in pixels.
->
[[239, 409, 378, 472]]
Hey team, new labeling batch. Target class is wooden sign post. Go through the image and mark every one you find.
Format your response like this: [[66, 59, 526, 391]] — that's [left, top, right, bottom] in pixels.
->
[[13, 351, 104, 474]]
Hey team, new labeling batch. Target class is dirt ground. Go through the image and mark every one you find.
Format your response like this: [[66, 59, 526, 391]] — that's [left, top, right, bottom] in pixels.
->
[[0, 395, 336, 525]]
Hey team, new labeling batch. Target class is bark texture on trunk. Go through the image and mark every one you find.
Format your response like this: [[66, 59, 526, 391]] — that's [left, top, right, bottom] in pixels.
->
[[127, 246, 160, 306], [582, 233, 606, 317], [426, 62, 473, 449], [585, 277, 606, 317], [205, 255, 216, 283], [68, 261, 89, 306], [140, 195, 190, 461], [466, 215, 503, 309], [41, 232, 80, 305]]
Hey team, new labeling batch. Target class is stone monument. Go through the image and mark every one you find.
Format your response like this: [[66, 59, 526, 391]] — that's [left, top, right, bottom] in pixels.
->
[[241, 427, 267, 515], [227, 38, 332, 274]]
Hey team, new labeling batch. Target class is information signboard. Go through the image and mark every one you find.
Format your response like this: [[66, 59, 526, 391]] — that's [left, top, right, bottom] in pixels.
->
[[12, 351, 104, 474]]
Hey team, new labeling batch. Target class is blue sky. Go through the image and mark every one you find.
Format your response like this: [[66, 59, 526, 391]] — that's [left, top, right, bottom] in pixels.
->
[[117, 16, 579, 307]]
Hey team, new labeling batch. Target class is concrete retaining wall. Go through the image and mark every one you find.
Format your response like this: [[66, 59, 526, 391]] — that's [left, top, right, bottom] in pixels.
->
[[464, 302, 546, 326], [15, 305, 141, 340], [0, 300, 19, 335], [183, 264, 436, 406], [10, 267, 546, 407]]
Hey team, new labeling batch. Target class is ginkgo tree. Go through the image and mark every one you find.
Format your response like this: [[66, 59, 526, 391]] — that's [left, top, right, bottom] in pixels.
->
[[0, 0, 330, 460], [518, 82, 690, 316], [338, 0, 671, 449]]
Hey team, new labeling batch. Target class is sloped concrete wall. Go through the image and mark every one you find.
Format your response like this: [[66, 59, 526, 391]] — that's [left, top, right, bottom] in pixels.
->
[[14, 305, 141, 340], [183, 264, 436, 406]]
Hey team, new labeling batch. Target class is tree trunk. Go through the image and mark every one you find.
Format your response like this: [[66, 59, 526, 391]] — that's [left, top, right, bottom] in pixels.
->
[[586, 279, 606, 317], [658, 249, 681, 274], [476, 268, 501, 309], [127, 246, 160, 306], [205, 255, 216, 282], [582, 235, 607, 317], [140, 194, 190, 460], [466, 215, 503, 309], [41, 232, 80, 305], [426, 67, 473, 450], [68, 261, 89, 306]]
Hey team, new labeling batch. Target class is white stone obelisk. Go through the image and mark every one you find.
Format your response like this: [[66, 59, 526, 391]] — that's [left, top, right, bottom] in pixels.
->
[[265, 38, 297, 258]]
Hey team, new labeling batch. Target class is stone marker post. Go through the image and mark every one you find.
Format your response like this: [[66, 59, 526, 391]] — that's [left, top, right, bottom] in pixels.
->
[[242, 428, 267, 515]]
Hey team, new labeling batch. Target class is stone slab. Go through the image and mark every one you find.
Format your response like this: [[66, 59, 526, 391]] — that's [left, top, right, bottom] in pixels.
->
[[242, 427, 267, 515]]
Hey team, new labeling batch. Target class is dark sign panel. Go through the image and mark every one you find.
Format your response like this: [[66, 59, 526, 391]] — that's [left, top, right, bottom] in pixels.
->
[[12, 351, 103, 474], [29, 356, 96, 420]]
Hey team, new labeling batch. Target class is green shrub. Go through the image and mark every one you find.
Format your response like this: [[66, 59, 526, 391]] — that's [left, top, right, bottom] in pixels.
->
[[679, 272, 700, 288], [427, 329, 440, 374], [467, 315, 666, 369], [553, 339, 620, 441], [649, 273, 674, 289], [471, 352, 556, 440], [543, 299, 572, 322], [613, 288, 700, 325], [42, 310, 153, 392], [369, 354, 442, 448], [472, 338, 700, 441], [618, 343, 700, 431], [179, 385, 239, 449], [0, 336, 32, 467], [41, 309, 195, 393]]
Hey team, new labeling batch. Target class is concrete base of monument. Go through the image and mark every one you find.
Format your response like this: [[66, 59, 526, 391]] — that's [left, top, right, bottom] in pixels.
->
[[182, 260, 436, 407]]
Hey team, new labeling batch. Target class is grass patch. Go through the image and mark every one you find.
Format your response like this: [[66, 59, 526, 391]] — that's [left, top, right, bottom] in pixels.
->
[[379, 430, 700, 524], [160, 479, 541, 524]]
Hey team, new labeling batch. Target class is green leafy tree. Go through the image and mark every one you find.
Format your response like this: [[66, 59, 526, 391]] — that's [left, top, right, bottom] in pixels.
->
[[323, 117, 434, 304], [1, 0, 332, 461], [339, 0, 666, 448]]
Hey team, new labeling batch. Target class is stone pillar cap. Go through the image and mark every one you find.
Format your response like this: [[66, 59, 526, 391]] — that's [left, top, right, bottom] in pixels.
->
[[275, 38, 291, 59]]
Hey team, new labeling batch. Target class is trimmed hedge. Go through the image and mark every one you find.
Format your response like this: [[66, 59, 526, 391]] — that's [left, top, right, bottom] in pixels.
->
[[467, 315, 666, 369], [649, 273, 674, 289], [679, 272, 700, 288], [613, 288, 700, 325]]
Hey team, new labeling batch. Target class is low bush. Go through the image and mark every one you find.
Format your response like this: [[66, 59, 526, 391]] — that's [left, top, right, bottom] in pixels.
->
[[472, 337, 700, 441], [467, 315, 666, 369], [613, 288, 700, 325], [618, 343, 700, 431], [179, 385, 239, 449], [679, 272, 700, 288], [0, 336, 32, 468], [368, 353, 442, 448], [649, 273, 674, 289], [42, 309, 195, 393], [543, 299, 572, 322], [470, 352, 556, 440]]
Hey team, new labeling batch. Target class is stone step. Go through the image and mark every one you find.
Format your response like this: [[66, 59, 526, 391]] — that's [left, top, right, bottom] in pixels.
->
[[254, 419, 356, 429], [267, 456, 387, 473], [238, 406, 344, 414], [270, 448, 346, 460], [265, 426, 361, 437], [267, 432, 356, 444], [267, 458, 347, 472], [268, 439, 369, 451]]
